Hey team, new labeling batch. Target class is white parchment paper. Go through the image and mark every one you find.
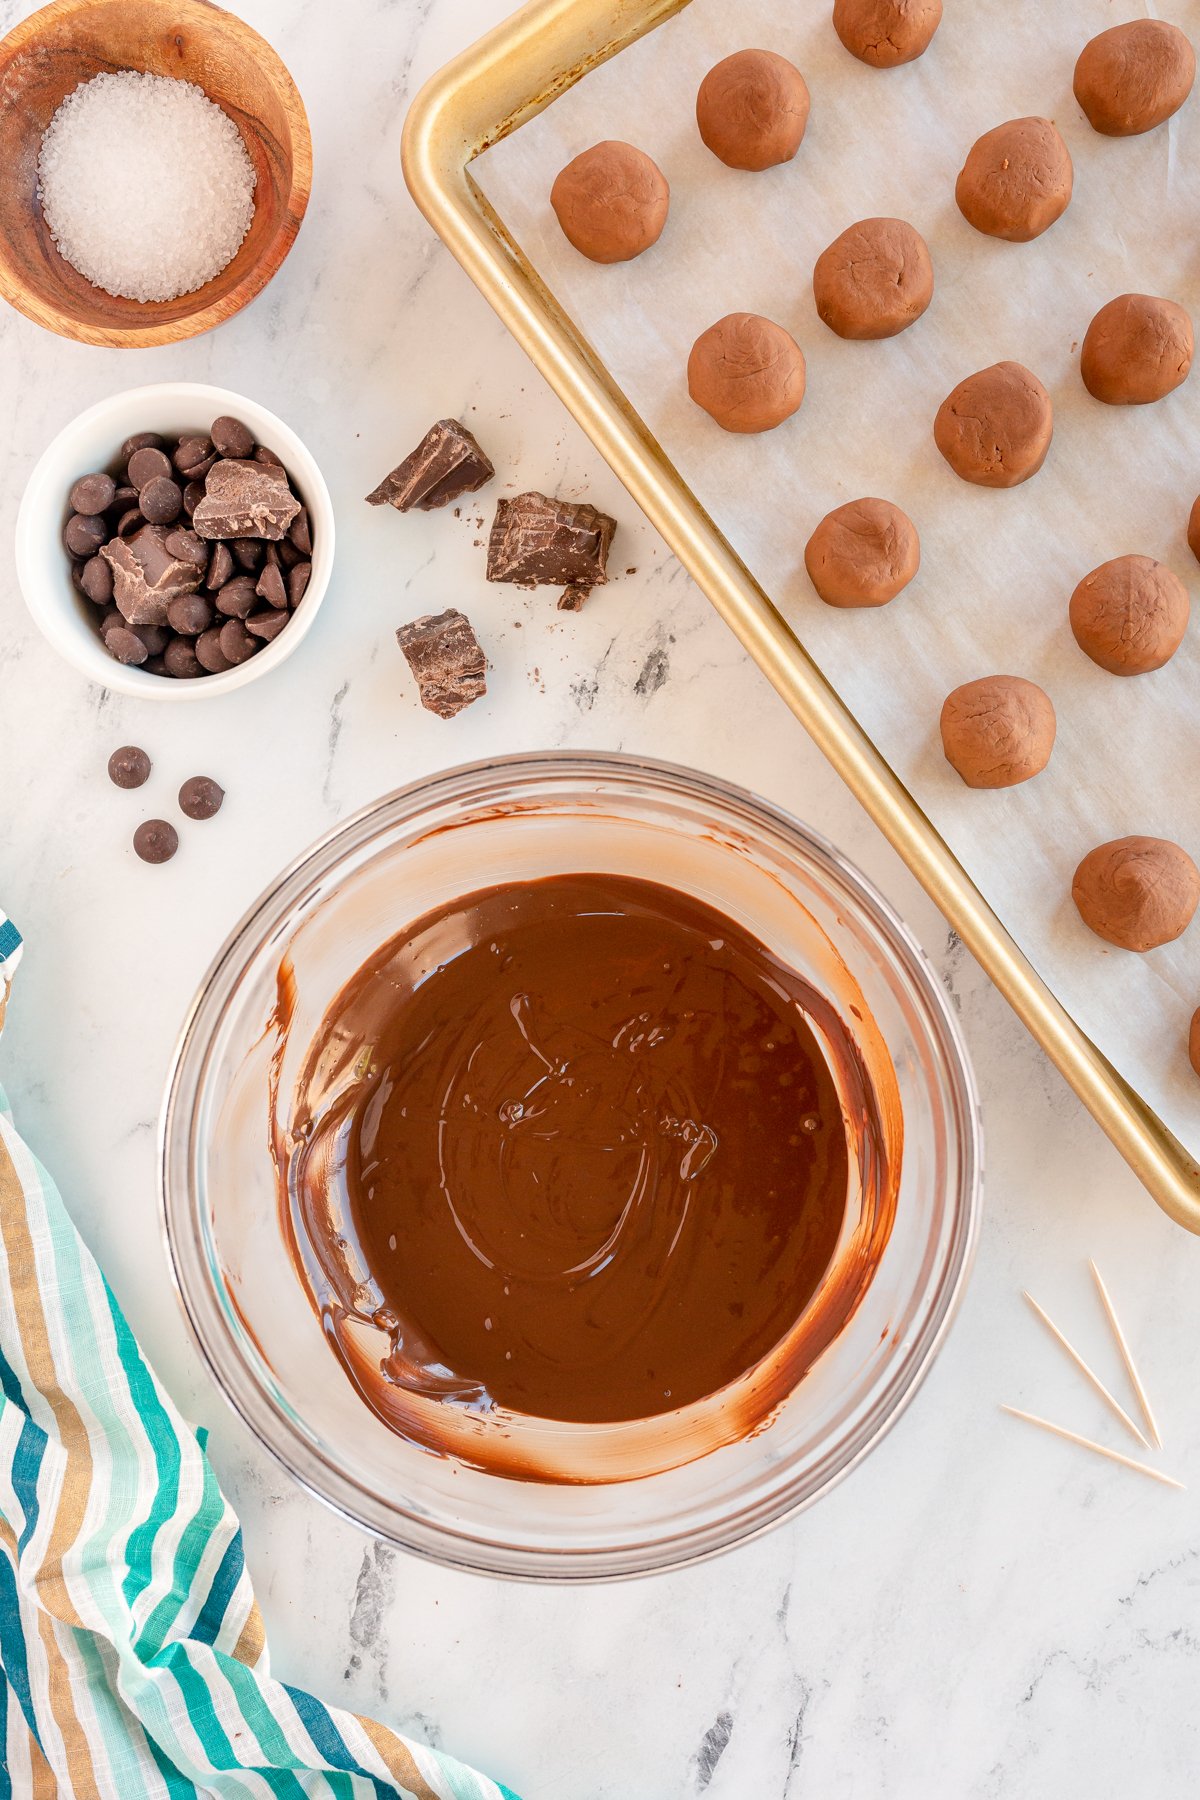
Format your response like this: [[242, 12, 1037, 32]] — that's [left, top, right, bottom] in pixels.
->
[[476, 0, 1200, 1156]]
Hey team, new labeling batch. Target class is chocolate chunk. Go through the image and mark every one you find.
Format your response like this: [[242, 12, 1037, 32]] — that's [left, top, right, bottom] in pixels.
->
[[167, 592, 213, 635], [367, 419, 495, 513], [287, 561, 311, 607], [256, 556, 287, 609], [162, 527, 208, 569], [396, 609, 487, 719], [107, 744, 150, 788], [205, 541, 234, 591], [486, 492, 616, 588], [557, 584, 589, 611], [215, 575, 258, 618], [127, 446, 173, 489], [288, 506, 311, 554], [231, 537, 265, 571], [105, 626, 148, 665], [64, 512, 107, 557], [179, 775, 224, 820], [70, 472, 116, 515], [210, 415, 254, 458], [80, 554, 113, 605], [193, 460, 301, 541], [120, 431, 165, 462], [164, 637, 204, 679], [140, 476, 183, 524], [195, 628, 233, 673], [101, 524, 203, 626], [219, 618, 258, 664], [133, 819, 178, 864], [246, 609, 290, 642]]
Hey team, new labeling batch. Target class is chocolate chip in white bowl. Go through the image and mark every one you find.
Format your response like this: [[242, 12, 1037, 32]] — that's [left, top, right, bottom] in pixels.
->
[[69, 472, 116, 515]]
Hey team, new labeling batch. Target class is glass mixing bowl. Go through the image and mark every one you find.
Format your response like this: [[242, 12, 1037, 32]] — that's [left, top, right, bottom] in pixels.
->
[[161, 753, 981, 1580]]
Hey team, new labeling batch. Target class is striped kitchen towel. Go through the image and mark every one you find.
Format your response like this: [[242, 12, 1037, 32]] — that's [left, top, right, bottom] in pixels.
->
[[0, 917, 520, 1800]]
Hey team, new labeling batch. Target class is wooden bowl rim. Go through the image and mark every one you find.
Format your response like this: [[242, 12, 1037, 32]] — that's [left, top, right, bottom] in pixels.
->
[[0, 0, 313, 347]]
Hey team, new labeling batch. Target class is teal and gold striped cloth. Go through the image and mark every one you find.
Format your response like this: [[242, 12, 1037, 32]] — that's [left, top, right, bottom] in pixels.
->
[[0, 919, 520, 1800]]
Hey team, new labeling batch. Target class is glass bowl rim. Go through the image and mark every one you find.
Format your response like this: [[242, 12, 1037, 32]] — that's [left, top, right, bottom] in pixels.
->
[[159, 749, 983, 1582]]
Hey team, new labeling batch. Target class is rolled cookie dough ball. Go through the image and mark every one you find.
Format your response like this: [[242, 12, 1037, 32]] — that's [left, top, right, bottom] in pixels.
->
[[1069, 555, 1190, 675], [832, 0, 942, 68], [812, 217, 933, 339], [687, 313, 806, 433], [934, 361, 1053, 488], [1080, 293, 1193, 405], [804, 497, 919, 607], [1189, 1008, 1200, 1079], [955, 117, 1073, 242], [940, 675, 1056, 789], [1073, 20, 1195, 137], [550, 140, 669, 263], [696, 49, 810, 170], [1072, 836, 1200, 951]]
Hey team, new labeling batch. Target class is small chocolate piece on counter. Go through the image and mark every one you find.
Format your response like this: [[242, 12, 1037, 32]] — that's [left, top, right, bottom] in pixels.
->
[[179, 775, 224, 820], [101, 524, 202, 626], [192, 460, 301, 541], [397, 609, 487, 719], [486, 491, 616, 588], [107, 745, 151, 789], [367, 420, 495, 513], [557, 584, 589, 611], [133, 819, 179, 865]]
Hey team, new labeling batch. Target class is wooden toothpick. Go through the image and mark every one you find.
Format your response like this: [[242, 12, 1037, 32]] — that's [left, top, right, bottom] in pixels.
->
[[1089, 1260, 1163, 1451], [1001, 1405, 1183, 1490], [1022, 1290, 1151, 1450]]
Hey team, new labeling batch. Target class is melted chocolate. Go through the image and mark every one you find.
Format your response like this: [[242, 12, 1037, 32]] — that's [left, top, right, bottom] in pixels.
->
[[282, 873, 856, 1437]]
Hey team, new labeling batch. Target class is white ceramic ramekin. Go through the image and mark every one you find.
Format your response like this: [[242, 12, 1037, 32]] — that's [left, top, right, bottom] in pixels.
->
[[16, 382, 334, 700]]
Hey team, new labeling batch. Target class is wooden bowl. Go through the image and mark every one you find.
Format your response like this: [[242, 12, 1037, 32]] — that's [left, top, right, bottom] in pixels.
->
[[0, 0, 312, 346]]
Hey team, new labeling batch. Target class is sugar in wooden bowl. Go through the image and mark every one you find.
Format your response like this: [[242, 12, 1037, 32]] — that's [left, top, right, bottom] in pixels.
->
[[0, 0, 311, 347]]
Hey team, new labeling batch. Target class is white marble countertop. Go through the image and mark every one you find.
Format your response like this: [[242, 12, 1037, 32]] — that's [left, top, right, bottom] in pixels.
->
[[2, 3, 1199, 1795]]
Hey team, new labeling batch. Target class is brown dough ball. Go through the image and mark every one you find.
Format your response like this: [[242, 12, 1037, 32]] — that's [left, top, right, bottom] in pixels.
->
[[696, 49, 810, 171], [1069, 555, 1190, 676], [804, 497, 920, 608], [550, 140, 669, 263], [939, 675, 1056, 789], [1080, 293, 1193, 406], [934, 361, 1053, 488], [955, 117, 1073, 242], [812, 217, 934, 340], [832, 0, 942, 68], [1189, 1008, 1200, 1079], [1072, 836, 1200, 951], [687, 313, 806, 433], [1073, 20, 1195, 137]]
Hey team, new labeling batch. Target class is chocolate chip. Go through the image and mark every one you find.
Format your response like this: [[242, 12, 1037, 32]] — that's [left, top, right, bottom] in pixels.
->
[[105, 626, 148, 665], [178, 775, 224, 820], [121, 432, 164, 463], [64, 512, 107, 557], [288, 506, 312, 553], [183, 481, 205, 517], [287, 561, 311, 607], [133, 819, 178, 864], [70, 561, 87, 597], [164, 637, 204, 678], [116, 508, 145, 539], [256, 557, 287, 609], [254, 443, 285, 468], [143, 654, 168, 676], [109, 485, 139, 514], [367, 420, 495, 513], [127, 446, 173, 489], [205, 541, 233, 590], [139, 476, 183, 524], [174, 437, 214, 479], [195, 628, 233, 673], [246, 609, 289, 642], [210, 415, 254, 458], [396, 609, 487, 718], [100, 605, 123, 636], [215, 575, 258, 618], [167, 592, 213, 635], [486, 492, 616, 588], [130, 622, 168, 656], [231, 537, 264, 572], [107, 744, 150, 788], [218, 618, 258, 664], [162, 527, 208, 568], [277, 537, 303, 568], [69, 472, 116, 515], [80, 555, 113, 604]]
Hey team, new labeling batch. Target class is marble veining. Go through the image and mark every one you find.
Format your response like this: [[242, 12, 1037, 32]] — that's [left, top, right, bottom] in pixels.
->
[[1, 4, 1199, 1796]]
